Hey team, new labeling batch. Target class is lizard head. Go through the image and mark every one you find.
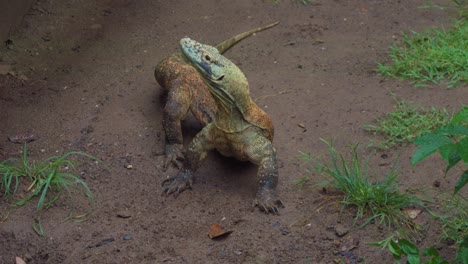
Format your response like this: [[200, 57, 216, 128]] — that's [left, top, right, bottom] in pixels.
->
[[179, 37, 251, 112]]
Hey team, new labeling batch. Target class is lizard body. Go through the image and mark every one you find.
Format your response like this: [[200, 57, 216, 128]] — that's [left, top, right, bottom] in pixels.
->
[[162, 37, 283, 214], [155, 22, 279, 168]]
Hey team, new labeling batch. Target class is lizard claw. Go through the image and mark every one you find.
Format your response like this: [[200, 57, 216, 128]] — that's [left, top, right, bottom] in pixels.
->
[[253, 188, 284, 214], [164, 143, 184, 170], [161, 171, 193, 196], [253, 198, 284, 214]]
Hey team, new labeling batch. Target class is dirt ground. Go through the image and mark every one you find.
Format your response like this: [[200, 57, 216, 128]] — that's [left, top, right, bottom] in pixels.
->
[[0, 0, 467, 263]]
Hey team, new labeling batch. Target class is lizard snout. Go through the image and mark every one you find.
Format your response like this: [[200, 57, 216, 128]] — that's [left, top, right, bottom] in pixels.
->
[[180, 37, 194, 47]]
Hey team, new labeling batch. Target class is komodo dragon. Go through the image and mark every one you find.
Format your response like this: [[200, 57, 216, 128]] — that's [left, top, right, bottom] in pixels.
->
[[162, 37, 283, 214], [155, 22, 279, 169]]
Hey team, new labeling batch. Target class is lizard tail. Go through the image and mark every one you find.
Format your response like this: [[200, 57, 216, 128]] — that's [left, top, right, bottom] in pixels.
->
[[216, 21, 280, 54]]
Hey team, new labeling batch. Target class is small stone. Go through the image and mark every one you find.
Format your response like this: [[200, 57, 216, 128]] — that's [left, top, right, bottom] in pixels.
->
[[15, 257, 26, 264], [335, 224, 349, 237], [123, 234, 132, 241], [324, 232, 335, 241], [125, 164, 133, 169]]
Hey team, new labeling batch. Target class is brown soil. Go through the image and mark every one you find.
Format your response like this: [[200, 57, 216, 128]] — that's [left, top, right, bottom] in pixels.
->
[[0, 0, 466, 263]]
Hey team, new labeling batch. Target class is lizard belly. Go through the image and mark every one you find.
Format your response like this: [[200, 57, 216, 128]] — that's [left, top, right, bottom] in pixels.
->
[[212, 127, 257, 161]]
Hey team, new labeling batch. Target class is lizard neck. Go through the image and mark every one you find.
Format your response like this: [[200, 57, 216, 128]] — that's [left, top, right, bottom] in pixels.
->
[[213, 101, 251, 133]]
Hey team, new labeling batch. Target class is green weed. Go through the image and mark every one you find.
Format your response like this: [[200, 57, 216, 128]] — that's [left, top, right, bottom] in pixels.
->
[[299, 140, 424, 230], [365, 99, 450, 150], [377, 20, 468, 87], [371, 233, 468, 264], [0, 144, 102, 236], [412, 106, 468, 194]]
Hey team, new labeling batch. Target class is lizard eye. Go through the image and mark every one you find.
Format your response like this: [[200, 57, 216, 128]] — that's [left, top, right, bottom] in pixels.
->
[[216, 75, 224, 81], [202, 52, 214, 63]]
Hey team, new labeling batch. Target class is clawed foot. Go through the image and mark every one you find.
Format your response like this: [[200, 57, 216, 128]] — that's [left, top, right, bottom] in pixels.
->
[[253, 188, 284, 214], [164, 143, 184, 170], [161, 170, 193, 196]]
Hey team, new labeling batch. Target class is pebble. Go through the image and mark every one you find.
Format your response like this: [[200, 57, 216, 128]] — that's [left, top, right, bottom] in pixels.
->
[[335, 224, 349, 237], [15, 257, 26, 264], [123, 234, 132, 241]]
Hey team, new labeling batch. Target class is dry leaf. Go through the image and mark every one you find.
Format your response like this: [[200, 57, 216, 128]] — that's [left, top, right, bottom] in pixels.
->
[[208, 223, 233, 239], [402, 208, 422, 219]]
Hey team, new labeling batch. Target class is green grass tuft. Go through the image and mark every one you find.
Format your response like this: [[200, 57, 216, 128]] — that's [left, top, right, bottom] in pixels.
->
[[365, 99, 450, 150], [0, 144, 102, 236], [436, 194, 468, 245], [378, 20, 468, 87], [299, 140, 424, 230]]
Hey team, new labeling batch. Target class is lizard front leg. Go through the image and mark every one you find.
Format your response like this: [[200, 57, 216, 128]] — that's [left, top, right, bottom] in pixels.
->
[[162, 124, 215, 195], [245, 134, 284, 214], [162, 80, 191, 169]]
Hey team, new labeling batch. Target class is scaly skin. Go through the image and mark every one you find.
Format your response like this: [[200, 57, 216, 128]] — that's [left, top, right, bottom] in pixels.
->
[[162, 38, 283, 214], [155, 22, 279, 169]]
